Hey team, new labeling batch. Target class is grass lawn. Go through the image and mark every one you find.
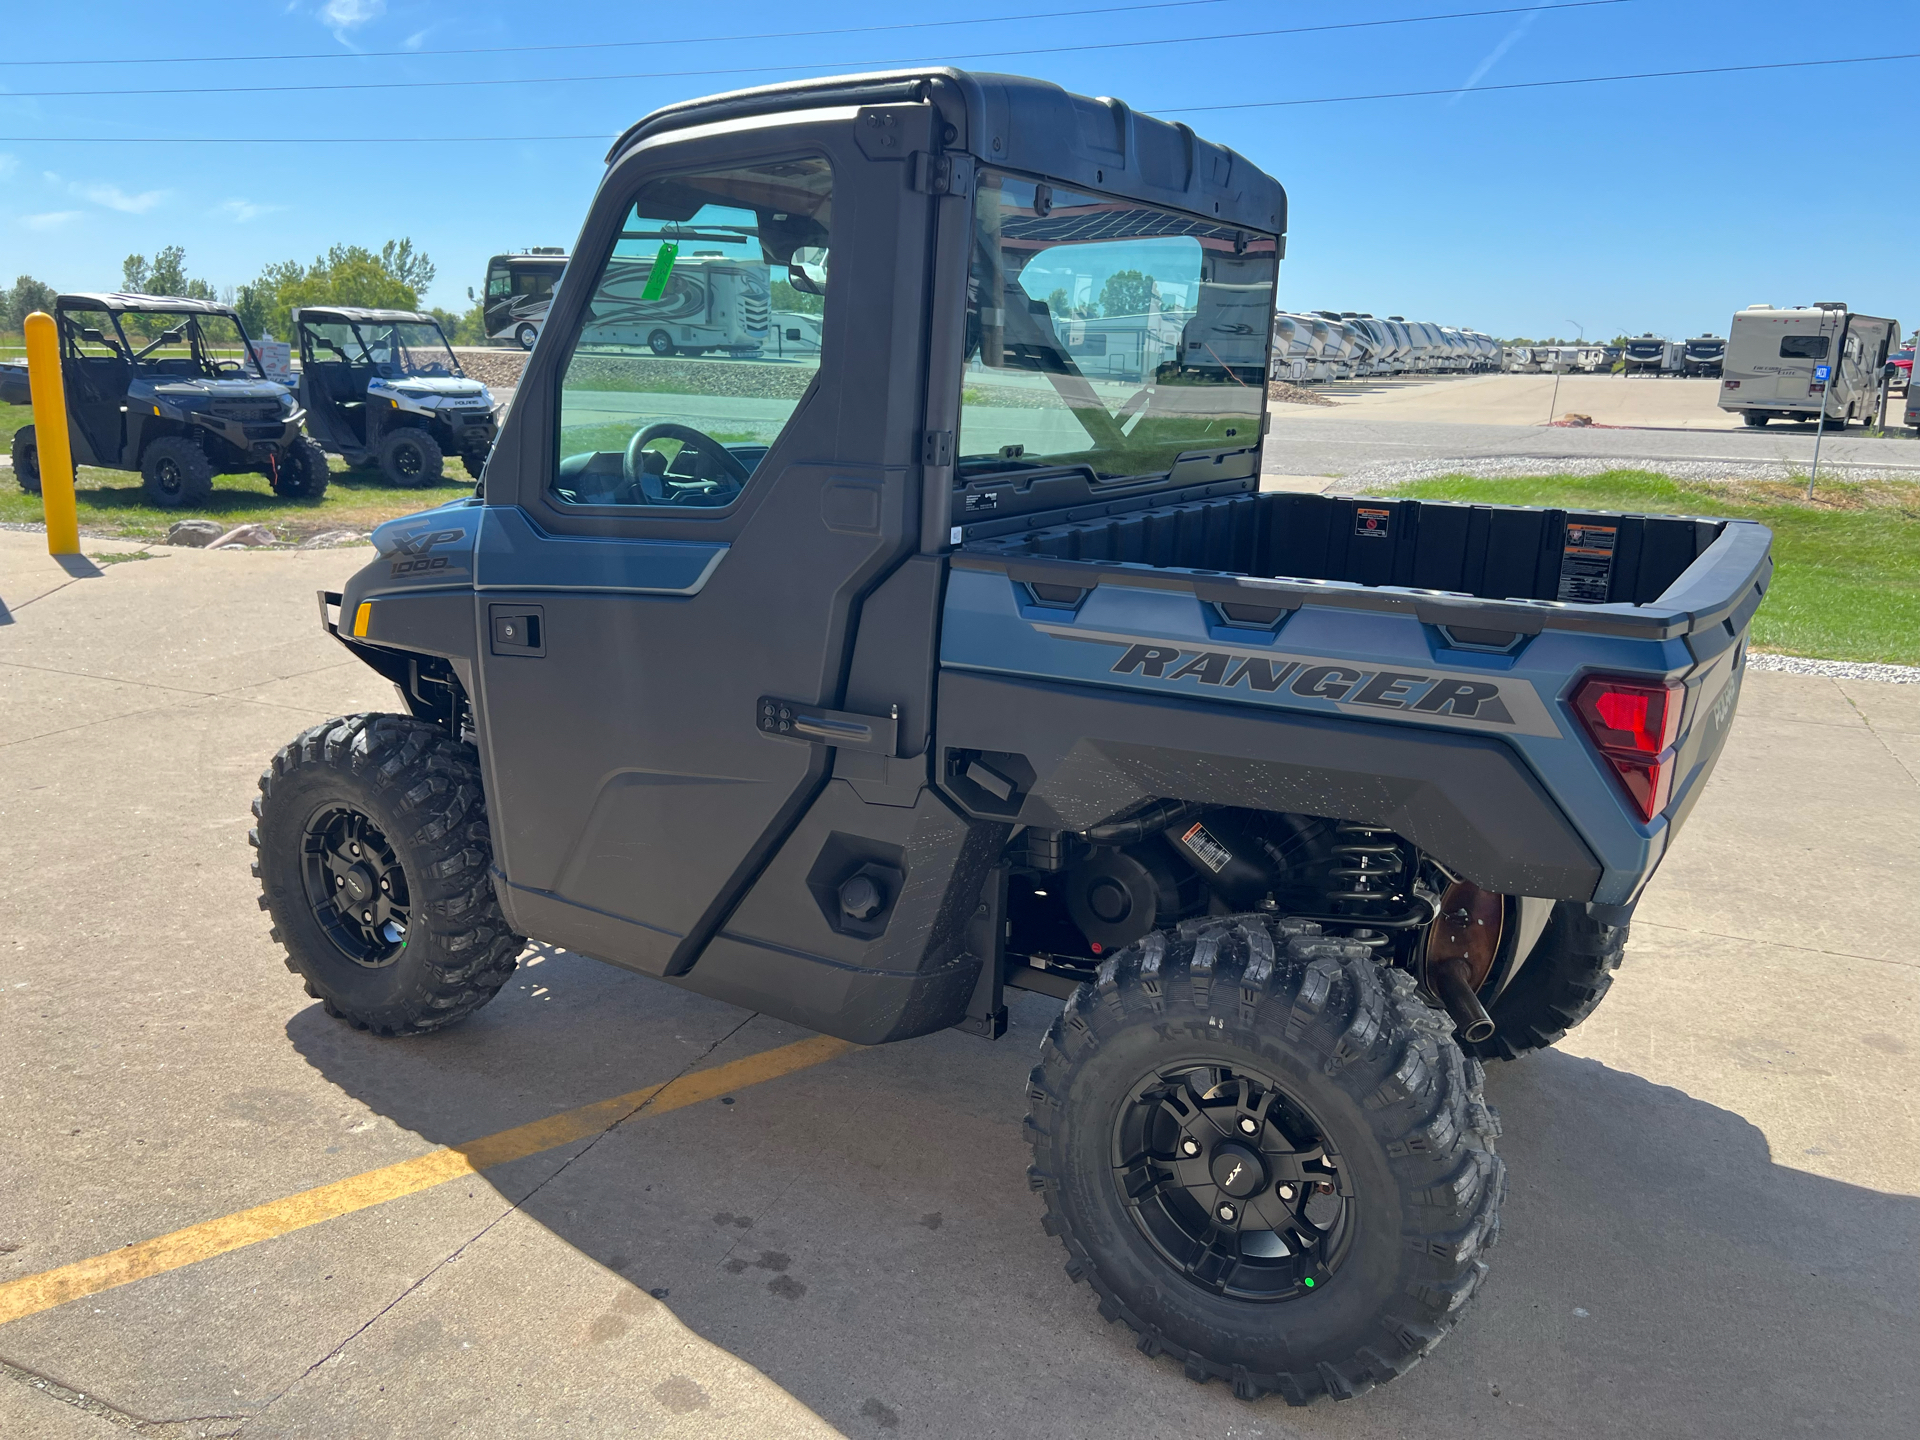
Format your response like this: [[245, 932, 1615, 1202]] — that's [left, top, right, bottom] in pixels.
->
[[2, 401, 474, 541], [1386, 470, 1920, 666]]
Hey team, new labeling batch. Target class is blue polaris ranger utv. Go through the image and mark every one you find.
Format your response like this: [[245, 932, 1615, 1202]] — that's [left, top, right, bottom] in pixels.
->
[[250, 70, 1770, 1406]]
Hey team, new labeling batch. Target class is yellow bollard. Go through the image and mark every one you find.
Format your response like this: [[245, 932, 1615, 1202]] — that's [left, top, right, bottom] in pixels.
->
[[24, 310, 80, 556]]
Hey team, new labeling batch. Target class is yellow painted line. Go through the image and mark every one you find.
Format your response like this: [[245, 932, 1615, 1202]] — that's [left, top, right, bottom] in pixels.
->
[[0, 1034, 854, 1327]]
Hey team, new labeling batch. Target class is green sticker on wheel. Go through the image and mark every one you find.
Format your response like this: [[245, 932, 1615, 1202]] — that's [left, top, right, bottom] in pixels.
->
[[641, 242, 679, 301]]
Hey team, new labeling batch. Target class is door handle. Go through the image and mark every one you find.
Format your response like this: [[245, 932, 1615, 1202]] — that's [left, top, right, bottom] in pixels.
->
[[757, 697, 899, 755]]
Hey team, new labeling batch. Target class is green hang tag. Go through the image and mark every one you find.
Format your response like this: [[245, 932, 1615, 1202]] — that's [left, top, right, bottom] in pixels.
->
[[641, 242, 679, 302]]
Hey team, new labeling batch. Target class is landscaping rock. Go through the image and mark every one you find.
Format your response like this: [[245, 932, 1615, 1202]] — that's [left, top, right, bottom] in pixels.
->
[[297, 529, 368, 549], [208, 523, 277, 549], [1267, 379, 1337, 407], [165, 519, 227, 547]]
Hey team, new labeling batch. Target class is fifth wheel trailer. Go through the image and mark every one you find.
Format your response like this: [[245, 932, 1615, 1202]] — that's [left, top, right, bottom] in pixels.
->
[[1718, 303, 1899, 428]]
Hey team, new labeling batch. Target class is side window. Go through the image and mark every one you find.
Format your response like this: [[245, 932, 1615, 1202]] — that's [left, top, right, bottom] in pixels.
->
[[303, 321, 368, 365], [1779, 334, 1828, 360], [60, 308, 124, 362], [486, 270, 511, 299], [552, 156, 831, 509]]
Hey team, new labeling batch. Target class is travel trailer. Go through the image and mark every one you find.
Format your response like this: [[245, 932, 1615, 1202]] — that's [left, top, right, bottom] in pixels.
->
[[1719, 303, 1899, 427], [1623, 335, 1682, 377], [1682, 335, 1726, 378]]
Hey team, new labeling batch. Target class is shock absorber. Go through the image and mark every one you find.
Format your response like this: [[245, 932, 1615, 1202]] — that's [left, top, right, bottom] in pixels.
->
[[1326, 822, 1419, 949]]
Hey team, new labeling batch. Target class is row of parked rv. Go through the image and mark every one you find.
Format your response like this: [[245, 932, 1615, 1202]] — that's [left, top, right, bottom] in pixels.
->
[[1270, 312, 1501, 382]]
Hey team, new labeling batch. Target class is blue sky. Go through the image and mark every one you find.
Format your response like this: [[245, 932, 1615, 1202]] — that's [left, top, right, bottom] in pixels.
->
[[2, 0, 1915, 340]]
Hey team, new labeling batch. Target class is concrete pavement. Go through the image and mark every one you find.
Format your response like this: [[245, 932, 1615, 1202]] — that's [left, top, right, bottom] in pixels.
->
[[1262, 375, 1920, 482], [2, 528, 1915, 1438]]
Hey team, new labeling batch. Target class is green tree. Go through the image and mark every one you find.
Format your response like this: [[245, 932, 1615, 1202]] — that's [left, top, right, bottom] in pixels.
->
[[235, 241, 436, 340], [769, 278, 824, 316], [122, 246, 214, 300], [6, 275, 58, 331], [1097, 269, 1156, 318]]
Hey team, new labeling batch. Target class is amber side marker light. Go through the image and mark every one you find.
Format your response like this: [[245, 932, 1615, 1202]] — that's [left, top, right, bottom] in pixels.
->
[[1571, 674, 1684, 822]]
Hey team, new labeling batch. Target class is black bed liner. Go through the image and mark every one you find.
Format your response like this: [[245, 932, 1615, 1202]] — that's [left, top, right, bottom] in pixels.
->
[[957, 490, 1772, 649]]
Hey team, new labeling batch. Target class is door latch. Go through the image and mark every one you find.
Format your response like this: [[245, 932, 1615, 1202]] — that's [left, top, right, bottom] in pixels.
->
[[758, 697, 899, 755]]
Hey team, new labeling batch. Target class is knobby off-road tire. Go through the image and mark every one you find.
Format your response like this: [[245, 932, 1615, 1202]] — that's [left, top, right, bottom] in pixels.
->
[[11, 424, 47, 494], [377, 426, 444, 487], [461, 446, 489, 481], [1027, 916, 1504, 1405], [140, 436, 214, 508], [1465, 901, 1629, 1063], [251, 713, 524, 1035], [275, 436, 331, 499]]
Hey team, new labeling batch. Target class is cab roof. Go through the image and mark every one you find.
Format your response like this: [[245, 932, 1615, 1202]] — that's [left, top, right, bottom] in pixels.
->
[[292, 306, 439, 326], [58, 293, 238, 316], [607, 68, 1286, 240]]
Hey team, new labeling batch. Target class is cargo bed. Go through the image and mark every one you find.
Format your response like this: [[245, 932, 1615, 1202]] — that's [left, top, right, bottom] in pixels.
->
[[956, 487, 1771, 651]]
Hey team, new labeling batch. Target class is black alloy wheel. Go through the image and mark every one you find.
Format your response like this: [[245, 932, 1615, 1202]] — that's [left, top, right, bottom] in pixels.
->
[[152, 454, 186, 500], [1114, 1062, 1352, 1302], [299, 803, 411, 967]]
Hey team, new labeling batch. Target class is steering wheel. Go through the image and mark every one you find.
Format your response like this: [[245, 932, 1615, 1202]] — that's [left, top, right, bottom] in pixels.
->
[[622, 422, 751, 505]]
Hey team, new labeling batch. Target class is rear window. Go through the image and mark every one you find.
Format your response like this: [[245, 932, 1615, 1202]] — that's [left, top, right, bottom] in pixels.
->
[[1779, 334, 1829, 359]]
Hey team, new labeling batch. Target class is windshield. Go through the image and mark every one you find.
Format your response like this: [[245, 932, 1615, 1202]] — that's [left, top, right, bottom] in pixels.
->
[[959, 170, 1276, 484], [354, 320, 460, 377], [112, 310, 263, 381]]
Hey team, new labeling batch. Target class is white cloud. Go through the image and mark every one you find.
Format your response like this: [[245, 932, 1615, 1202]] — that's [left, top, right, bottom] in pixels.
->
[[320, 0, 385, 35], [23, 211, 81, 230], [0, 154, 18, 179], [71, 180, 168, 214], [219, 199, 286, 223]]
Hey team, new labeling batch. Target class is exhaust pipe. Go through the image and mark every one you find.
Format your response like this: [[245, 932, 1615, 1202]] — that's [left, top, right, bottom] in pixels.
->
[[1428, 956, 1495, 1043]]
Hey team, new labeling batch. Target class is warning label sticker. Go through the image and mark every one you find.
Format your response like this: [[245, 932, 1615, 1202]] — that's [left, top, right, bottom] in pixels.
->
[[1557, 522, 1618, 603], [1353, 506, 1391, 540], [1180, 823, 1233, 874]]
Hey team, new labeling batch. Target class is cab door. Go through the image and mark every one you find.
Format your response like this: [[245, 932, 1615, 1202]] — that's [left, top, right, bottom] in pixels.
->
[[471, 104, 938, 977], [57, 305, 131, 466]]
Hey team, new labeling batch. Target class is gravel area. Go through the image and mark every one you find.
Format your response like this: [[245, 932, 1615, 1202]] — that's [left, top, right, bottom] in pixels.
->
[[1746, 652, 1920, 684], [1267, 379, 1336, 407], [1328, 454, 1920, 492]]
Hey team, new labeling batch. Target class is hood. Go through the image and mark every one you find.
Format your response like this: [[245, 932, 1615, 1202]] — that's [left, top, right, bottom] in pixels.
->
[[376, 376, 491, 400], [143, 377, 292, 402]]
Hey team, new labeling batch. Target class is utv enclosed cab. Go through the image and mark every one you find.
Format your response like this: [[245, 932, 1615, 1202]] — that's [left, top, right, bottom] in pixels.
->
[[3, 293, 326, 505], [255, 69, 1770, 1409], [293, 306, 499, 485]]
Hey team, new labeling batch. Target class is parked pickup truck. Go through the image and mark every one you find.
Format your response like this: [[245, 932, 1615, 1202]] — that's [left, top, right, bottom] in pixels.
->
[[249, 69, 1771, 1409]]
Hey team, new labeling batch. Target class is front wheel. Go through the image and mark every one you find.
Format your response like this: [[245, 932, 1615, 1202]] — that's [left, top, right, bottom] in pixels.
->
[[647, 329, 676, 357], [461, 446, 489, 480], [140, 436, 214, 508], [377, 426, 444, 487], [515, 323, 538, 351], [274, 437, 331, 499], [1028, 916, 1503, 1404], [251, 714, 524, 1035]]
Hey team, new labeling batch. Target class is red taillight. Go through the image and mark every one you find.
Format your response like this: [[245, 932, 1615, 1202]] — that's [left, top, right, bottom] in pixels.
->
[[1572, 675, 1684, 821]]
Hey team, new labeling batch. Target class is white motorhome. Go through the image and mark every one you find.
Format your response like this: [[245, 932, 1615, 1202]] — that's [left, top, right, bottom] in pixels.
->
[[577, 251, 771, 357], [1718, 303, 1900, 428]]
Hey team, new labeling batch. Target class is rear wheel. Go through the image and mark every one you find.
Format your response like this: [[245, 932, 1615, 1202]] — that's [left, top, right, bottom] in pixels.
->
[[1465, 901, 1628, 1062], [11, 424, 46, 494], [274, 437, 330, 499], [1742, 411, 1769, 427], [140, 436, 213, 508], [377, 427, 444, 487], [251, 713, 523, 1035], [1028, 916, 1503, 1404]]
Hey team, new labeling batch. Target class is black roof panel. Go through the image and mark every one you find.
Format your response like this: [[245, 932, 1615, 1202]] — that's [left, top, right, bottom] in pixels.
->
[[607, 68, 1285, 238]]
